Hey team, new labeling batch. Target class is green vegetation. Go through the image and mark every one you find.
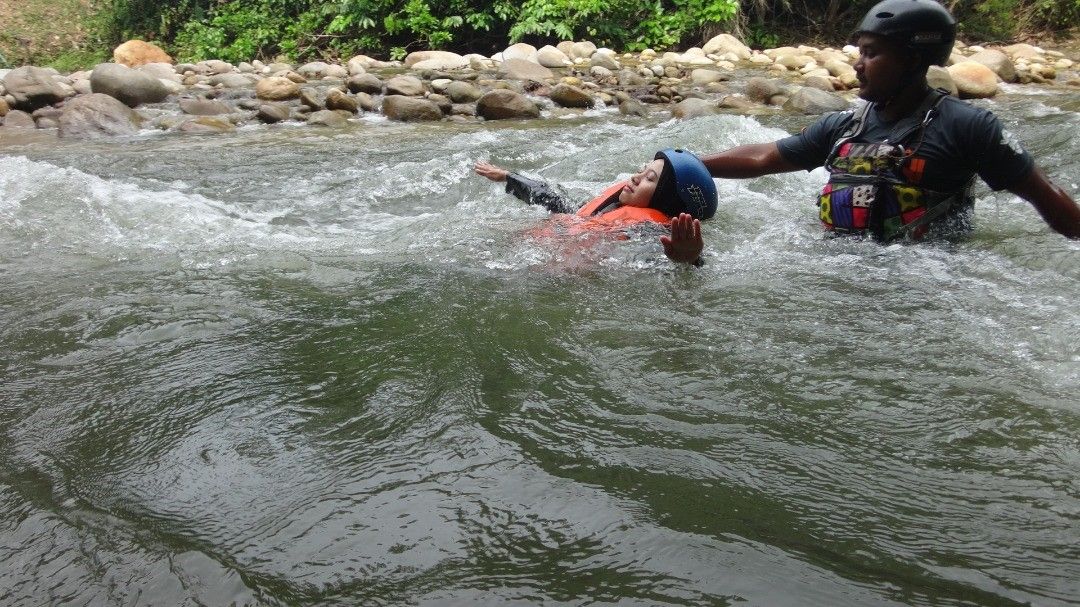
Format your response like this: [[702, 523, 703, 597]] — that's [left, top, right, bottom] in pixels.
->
[[3, 0, 1078, 68]]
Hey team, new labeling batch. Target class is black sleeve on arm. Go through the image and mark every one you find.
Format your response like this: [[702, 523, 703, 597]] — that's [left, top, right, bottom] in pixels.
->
[[505, 173, 577, 213], [969, 112, 1035, 191], [776, 111, 854, 171]]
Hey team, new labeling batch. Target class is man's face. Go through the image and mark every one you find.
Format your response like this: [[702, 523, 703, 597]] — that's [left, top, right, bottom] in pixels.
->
[[853, 33, 914, 103]]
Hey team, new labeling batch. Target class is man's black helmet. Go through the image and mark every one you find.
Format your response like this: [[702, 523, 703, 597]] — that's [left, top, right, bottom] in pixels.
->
[[854, 0, 957, 66]]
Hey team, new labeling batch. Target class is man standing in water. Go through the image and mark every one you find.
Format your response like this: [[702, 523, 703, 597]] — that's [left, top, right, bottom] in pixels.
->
[[661, 0, 1080, 264]]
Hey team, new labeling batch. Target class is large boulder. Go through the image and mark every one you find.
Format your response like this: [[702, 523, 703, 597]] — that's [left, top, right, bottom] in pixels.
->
[[537, 46, 571, 68], [967, 49, 1016, 83], [1003, 43, 1042, 61], [326, 89, 359, 113], [347, 73, 383, 94], [568, 41, 597, 60], [2, 66, 72, 111], [381, 95, 442, 121], [498, 58, 554, 81], [947, 61, 999, 98], [476, 89, 540, 120], [385, 75, 426, 96], [549, 83, 594, 108], [90, 63, 170, 107], [256, 76, 301, 100], [502, 43, 538, 62], [58, 93, 144, 138], [702, 33, 751, 59], [783, 87, 849, 114], [113, 40, 173, 67], [445, 81, 482, 103], [405, 50, 468, 70]]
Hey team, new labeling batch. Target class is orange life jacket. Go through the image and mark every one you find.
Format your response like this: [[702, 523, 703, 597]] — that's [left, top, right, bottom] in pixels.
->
[[572, 181, 671, 230]]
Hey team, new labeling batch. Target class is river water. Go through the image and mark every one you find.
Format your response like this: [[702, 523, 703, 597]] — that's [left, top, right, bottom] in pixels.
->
[[1, 88, 1078, 606]]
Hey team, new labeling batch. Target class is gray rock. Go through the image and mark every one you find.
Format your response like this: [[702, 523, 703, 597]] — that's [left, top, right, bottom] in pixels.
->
[[307, 109, 351, 127], [537, 46, 571, 68], [569, 41, 597, 60], [179, 97, 232, 115], [354, 92, 377, 111], [137, 62, 180, 81], [498, 58, 554, 81], [549, 83, 594, 108], [690, 69, 726, 85], [3, 66, 72, 111], [257, 103, 290, 123], [476, 89, 540, 120], [58, 93, 144, 138], [502, 43, 538, 62], [618, 97, 649, 117], [718, 95, 755, 112], [196, 60, 234, 75], [702, 33, 752, 60], [783, 86, 850, 114], [347, 74, 383, 94], [385, 75, 425, 96], [2, 110, 37, 128], [299, 87, 324, 109], [326, 89, 359, 113], [91, 63, 170, 107], [745, 77, 785, 103], [297, 61, 332, 78], [590, 53, 620, 71], [445, 81, 482, 103], [671, 98, 720, 119], [804, 75, 835, 92], [382, 95, 442, 121], [451, 103, 476, 116], [210, 73, 252, 88]]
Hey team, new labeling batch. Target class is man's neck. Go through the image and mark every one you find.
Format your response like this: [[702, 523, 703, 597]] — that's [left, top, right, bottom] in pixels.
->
[[873, 79, 931, 122]]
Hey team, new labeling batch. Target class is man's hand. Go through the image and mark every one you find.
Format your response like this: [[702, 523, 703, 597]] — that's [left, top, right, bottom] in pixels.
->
[[661, 213, 704, 264]]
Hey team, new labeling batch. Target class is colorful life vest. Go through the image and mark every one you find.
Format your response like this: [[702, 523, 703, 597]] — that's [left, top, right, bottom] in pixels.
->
[[818, 89, 973, 241]]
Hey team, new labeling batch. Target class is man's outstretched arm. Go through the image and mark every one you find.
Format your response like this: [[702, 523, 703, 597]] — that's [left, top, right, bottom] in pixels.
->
[[1007, 166, 1080, 239], [700, 142, 802, 179]]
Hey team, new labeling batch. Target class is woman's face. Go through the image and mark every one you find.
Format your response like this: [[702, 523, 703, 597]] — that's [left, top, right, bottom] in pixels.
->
[[618, 159, 665, 208]]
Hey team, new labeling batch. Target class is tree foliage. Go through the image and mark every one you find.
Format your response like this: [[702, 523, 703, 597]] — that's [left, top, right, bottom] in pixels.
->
[[98, 0, 1079, 63]]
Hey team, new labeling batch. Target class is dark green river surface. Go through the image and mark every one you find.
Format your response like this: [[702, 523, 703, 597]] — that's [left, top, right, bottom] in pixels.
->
[[1, 86, 1078, 606]]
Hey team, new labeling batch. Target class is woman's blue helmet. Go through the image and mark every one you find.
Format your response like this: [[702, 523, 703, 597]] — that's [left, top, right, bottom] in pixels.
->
[[652, 148, 718, 220]]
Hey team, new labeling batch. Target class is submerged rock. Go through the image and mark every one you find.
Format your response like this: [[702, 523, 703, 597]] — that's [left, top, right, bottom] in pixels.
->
[[257, 103, 290, 123], [179, 97, 232, 116]]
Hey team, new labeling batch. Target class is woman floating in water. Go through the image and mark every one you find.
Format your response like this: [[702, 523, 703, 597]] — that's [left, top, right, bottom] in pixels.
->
[[475, 149, 717, 259]]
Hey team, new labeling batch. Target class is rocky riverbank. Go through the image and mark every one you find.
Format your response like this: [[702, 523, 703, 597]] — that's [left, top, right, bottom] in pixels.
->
[[1, 36, 1077, 139]]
